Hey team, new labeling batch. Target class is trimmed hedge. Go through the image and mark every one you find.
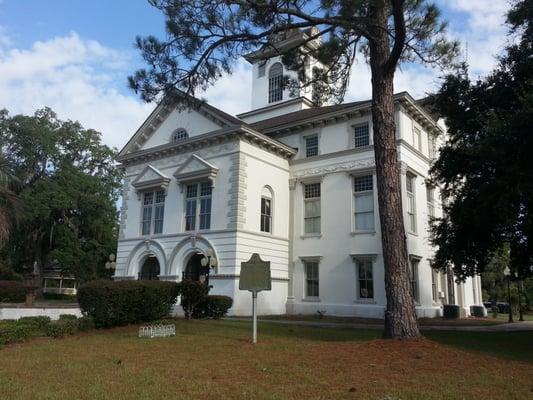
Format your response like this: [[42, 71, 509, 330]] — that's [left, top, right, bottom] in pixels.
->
[[17, 316, 51, 331], [193, 295, 233, 319], [443, 304, 461, 319], [78, 316, 95, 332], [0, 322, 33, 346], [45, 319, 78, 338], [77, 280, 181, 328]]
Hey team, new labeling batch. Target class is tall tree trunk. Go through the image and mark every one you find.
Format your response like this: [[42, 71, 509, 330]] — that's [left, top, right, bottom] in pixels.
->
[[369, 4, 420, 339]]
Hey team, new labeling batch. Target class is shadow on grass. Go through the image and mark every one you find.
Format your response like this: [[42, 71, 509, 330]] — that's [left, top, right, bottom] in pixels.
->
[[426, 331, 533, 363]]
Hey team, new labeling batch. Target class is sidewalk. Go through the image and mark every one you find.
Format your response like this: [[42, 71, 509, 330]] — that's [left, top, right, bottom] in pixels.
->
[[226, 317, 533, 333]]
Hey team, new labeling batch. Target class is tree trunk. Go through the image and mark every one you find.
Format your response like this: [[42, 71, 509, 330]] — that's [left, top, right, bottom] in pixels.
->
[[369, 5, 421, 339]]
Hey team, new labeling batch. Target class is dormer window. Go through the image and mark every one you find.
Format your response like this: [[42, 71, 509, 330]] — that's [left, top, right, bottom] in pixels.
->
[[268, 63, 283, 103], [171, 128, 189, 143]]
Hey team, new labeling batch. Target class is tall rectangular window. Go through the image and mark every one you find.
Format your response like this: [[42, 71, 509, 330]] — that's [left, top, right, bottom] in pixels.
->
[[431, 267, 438, 302], [304, 183, 321, 234], [410, 258, 420, 302], [305, 135, 319, 158], [260, 197, 272, 233], [426, 185, 435, 219], [304, 261, 319, 298], [357, 259, 374, 299], [268, 63, 283, 103], [428, 134, 436, 159], [413, 126, 421, 150], [406, 173, 417, 233], [185, 182, 212, 231], [353, 175, 374, 231], [354, 123, 370, 148], [141, 190, 165, 235]]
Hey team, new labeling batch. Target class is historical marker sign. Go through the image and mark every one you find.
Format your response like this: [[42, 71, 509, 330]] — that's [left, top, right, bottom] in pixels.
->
[[239, 253, 271, 293], [239, 253, 271, 344]]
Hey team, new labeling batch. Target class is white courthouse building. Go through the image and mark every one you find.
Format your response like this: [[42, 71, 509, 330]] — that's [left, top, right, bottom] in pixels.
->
[[114, 31, 482, 318]]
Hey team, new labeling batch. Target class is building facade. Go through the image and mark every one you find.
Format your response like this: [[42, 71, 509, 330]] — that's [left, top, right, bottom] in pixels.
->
[[113, 31, 483, 318]]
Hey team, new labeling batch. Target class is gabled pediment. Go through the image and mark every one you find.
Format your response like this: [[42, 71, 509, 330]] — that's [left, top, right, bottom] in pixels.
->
[[131, 165, 171, 193], [118, 93, 243, 159], [174, 154, 219, 189]]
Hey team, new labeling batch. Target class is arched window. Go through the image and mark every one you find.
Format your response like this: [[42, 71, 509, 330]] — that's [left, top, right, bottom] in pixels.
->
[[171, 128, 189, 143], [139, 256, 160, 280], [268, 63, 283, 103], [260, 186, 273, 233]]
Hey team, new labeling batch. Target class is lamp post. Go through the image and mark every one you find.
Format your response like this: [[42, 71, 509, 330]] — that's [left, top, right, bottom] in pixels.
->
[[503, 266, 513, 323], [200, 248, 217, 287], [515, 272, 524, 322]]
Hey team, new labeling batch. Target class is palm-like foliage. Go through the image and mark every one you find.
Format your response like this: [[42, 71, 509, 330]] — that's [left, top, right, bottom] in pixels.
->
[[0, 153, 23, 246]]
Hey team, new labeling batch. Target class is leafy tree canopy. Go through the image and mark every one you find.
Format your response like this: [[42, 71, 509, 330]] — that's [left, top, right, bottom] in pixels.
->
[[0, 108, 122, 282], [430, 0, 533, 281]]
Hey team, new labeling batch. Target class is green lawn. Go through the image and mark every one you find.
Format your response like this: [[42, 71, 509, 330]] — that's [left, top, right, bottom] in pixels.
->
[[0, 319, 531, 400]]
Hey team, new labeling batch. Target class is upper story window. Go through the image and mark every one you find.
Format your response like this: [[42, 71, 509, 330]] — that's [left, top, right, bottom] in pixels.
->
[[171, 128, 189, 143], [412, 126, 422, 151], [304, 183, 321, 234], [406, 173, 417, 233], [268, 63, 283, 103], [141, 190, 165, 235], [426, 185, 435, 218], [185, 182, 212, 231], [353, 175, 374, 231], [305, 135, 319, 158], [428, 134, 436, 159], [257, 61, 266, 78], [354, 123, 370, 148], [260, 186, 273, 233]]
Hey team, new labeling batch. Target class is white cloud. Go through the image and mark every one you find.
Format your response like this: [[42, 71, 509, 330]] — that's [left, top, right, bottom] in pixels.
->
[[0, 32, 152, 150]]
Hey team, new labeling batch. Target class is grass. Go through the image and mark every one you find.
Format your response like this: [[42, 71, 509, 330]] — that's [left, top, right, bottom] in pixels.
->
[[0, 319, 531, 400], [488, 312, 533, 322]]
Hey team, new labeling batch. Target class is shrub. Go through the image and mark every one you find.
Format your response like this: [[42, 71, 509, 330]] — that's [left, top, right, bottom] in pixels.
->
[[59, 314, 78, 321], [0, 264, 23, 281], [17, 316, 51, 331], [193, 295, 233, 319], [443, 304, 461, 319], [77, 280, 181, 328], [0, 281, 27, 303], [0, 322, 33, 346], [77, 316, 95, 332], [179, 279, 209, 319], [45, 319, 78, 338]]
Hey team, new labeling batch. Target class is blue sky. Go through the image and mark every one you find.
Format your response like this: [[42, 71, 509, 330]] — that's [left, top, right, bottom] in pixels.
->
[[0, 0, 511, 149]]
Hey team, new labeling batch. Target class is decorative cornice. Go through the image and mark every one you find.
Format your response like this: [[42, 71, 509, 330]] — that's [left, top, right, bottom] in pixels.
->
[[292, 159, 375, 179], [131, 165, 171, 193], [117, 125, 296, 167]]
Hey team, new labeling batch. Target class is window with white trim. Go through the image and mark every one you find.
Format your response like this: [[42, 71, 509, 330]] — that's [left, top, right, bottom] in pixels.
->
[[412, 126, 421, 150], [268, 63, 283, 103], [354, 123, 370, 148], [356, 259, 374, 299], [406, 173, 417, 233], [304, 183, 321, 234], [141, 190, 165, 235], [305, 135, 319, 158], [353, 175, 374, 231], [185, 182, 212, 231], [260, 197, 272, 233], [428, 134, 436, 159], [409, 258, 420, 302], [431, 267, 438, 302], [426, 185, 435, 219], [171, 128, 189, 143], [304, 261, 319, 298]]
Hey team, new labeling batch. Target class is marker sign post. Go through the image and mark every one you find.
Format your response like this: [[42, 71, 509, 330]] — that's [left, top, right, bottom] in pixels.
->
[[239, 253, 271, 344]]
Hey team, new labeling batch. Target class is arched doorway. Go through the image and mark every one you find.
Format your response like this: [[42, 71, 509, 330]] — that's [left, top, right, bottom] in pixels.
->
[[183, 253, 206, 282], [139, 256, 160, 280]]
